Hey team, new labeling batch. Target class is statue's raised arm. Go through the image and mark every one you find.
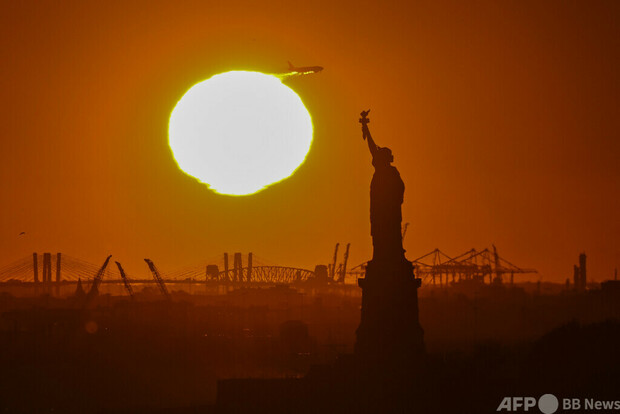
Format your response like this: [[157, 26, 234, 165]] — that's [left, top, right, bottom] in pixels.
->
[[359, 110, 378, 157]]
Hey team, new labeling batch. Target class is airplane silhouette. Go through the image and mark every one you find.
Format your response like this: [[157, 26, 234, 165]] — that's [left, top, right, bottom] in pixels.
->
[[287, 61, 323, 74]]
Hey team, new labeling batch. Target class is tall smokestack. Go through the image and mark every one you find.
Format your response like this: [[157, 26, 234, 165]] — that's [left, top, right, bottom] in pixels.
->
[[579, 253, 587, 291], [47, 254, 52, 287], [43, 253, 51, 294], [56, 253, 61, 296], [224, 253, 229, 281], [233, 253, 242, 282], [247, 253, 253, 283], [33, 253, 38, 284]]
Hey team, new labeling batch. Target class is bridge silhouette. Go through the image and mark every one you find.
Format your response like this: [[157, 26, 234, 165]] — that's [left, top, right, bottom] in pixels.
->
[[0, 246, 537, 292], [0, 253, 319, 287]]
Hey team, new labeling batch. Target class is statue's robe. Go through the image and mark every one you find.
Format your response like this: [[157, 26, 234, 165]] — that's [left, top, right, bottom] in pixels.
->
[[370, 164, 405, 262]]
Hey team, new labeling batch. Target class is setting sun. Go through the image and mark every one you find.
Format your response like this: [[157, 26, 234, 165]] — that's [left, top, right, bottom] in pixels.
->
[[168, 71, 313, 196]]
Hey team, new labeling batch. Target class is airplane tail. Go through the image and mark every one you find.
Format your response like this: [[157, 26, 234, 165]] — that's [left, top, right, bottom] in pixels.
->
[[288, 61, 294, 70]]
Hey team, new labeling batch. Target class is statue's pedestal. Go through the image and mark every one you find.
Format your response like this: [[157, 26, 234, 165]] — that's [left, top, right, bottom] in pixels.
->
[[355, 258, 425, 370]]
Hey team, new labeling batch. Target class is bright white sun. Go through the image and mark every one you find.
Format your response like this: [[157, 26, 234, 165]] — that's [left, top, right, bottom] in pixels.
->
[[168, 71, 313, 196]]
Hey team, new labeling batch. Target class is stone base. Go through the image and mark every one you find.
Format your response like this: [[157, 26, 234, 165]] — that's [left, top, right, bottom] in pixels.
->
[[355, 258, 425, 370]]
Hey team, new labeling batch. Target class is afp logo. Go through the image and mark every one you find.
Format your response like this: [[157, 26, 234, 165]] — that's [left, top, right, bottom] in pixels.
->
[[497, 394, 559, 414]]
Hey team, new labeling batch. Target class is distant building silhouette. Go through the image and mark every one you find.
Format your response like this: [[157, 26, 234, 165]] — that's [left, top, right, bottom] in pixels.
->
[[574, 253, 587, 292]]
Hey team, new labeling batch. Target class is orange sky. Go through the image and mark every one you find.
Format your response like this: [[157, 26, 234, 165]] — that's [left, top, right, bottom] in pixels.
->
[[0, 0, 618, 282]]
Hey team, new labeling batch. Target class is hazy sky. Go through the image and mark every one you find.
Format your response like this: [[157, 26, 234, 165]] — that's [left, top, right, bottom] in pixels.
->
[[1, 0, 618, 282]]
